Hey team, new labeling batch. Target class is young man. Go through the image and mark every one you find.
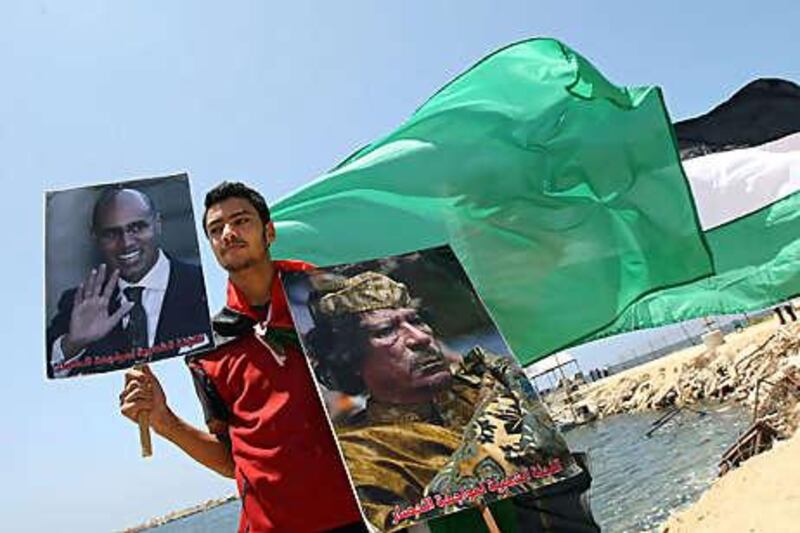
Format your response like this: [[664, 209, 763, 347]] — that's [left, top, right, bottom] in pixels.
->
[[119, 182, 363, 532]]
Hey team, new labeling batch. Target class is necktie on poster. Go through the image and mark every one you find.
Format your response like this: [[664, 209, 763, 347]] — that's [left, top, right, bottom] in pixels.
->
[[124, 286, 149, 351]]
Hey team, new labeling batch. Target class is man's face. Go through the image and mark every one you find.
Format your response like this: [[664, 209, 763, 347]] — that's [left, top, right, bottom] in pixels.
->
[[204, 197, 273, 272], [359, 307, 452, 404], [94, 190, 161, 283]]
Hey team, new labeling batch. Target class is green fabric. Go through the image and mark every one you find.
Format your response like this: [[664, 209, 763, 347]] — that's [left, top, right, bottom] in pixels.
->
[[270, 38, 711, 365], [583, 190, 800, 339], [427, 499, 519, 533]]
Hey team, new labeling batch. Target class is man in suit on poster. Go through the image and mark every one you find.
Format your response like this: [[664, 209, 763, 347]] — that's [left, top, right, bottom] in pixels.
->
[[46, 187, 211, 378]]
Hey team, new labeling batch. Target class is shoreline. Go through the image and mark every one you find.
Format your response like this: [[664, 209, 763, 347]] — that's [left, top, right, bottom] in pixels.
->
[[119, 494, 238, 532]]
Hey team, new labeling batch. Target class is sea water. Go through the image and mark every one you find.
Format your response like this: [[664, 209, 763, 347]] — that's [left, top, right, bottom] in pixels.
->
[[564, 402, 749, 532], [150, 402, 749, 532]]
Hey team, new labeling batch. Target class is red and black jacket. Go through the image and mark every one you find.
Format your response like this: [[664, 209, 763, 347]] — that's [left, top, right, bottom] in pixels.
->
[[187, 260, 361, 532]]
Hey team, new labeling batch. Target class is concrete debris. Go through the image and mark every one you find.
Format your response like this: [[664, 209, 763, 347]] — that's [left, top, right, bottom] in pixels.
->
[[576, 323, 800, 439]]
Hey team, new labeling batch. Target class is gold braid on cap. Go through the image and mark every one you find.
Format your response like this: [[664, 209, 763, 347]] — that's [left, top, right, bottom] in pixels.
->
[[315, 271, 411, 316]]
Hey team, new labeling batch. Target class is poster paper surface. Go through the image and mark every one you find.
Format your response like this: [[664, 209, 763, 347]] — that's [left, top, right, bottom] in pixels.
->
[[283, 245, 580, 531], [45, 174, 213, 378]]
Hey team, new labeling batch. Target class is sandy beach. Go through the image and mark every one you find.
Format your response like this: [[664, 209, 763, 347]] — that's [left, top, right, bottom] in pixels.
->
[[661, 428, 800, 533]]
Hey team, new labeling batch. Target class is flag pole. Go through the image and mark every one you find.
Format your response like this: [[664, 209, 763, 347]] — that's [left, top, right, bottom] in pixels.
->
[[138, 410, 152, 457]]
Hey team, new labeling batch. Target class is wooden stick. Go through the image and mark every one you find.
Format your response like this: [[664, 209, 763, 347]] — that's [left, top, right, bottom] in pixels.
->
[[479, 505, 500, 533], [134, 363, 153, 457], [138, 410, 153, 457]]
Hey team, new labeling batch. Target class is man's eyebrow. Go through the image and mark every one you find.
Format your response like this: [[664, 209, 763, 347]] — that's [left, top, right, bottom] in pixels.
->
[[206, 209, 251, 227], [363, 320, 393, 329], [98, 218, 151, 231], [360, 315, 393, 326]]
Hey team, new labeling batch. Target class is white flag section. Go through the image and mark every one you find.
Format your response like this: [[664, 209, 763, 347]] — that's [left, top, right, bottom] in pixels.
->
[[684, 132, 800, 230]]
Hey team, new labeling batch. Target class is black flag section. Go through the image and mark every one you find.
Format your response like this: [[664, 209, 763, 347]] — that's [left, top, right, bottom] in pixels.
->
[[675, 78, 800, 159]]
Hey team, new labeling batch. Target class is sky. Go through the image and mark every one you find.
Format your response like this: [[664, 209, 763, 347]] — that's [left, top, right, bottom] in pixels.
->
[[2, 1, 799, 531]]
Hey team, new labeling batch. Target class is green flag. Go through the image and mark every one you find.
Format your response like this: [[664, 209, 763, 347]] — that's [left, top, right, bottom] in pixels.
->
[[584, 191, 800, 339], [271, 38, 711, 365]]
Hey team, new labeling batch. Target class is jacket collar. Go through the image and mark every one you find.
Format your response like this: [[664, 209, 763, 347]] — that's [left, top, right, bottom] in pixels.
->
[[214, 260, 315, 341]]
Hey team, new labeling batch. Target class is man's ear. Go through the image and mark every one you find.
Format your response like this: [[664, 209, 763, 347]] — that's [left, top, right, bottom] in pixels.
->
[[265, 221, 276, 247], [153, 213, 163, 237]]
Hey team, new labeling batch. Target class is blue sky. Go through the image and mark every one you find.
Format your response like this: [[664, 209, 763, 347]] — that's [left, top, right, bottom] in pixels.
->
[[2, 1, 799, 531]]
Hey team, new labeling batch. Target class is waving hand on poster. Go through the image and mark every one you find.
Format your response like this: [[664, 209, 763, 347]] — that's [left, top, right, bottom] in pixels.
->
[[58, 264, 133, 360]]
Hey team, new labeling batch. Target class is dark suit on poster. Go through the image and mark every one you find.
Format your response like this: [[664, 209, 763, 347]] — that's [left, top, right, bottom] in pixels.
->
[[46, 258, 213, 378]]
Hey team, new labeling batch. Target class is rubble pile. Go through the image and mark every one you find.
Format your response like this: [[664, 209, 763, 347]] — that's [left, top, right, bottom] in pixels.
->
[[580, 324, 800, 431], [749, 360, 800, 438]]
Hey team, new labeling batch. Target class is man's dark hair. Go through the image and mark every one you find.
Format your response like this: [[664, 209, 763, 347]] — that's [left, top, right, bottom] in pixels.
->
[[91, 187, 156, 232], [203, 181, 271, 235]]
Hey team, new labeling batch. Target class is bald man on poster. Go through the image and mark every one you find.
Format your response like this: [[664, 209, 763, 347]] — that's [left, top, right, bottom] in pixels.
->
[[46, 187, 211, 378]]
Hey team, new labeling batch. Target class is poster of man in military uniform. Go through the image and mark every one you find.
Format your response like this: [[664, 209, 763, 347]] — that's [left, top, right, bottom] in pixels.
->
[[283, 245, 593, 532]]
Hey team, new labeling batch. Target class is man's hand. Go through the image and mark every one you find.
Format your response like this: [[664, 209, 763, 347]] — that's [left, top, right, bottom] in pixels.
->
[[120, 365, 174, 435], [118, 365, 235, 477], [62, 264, 133, 358]]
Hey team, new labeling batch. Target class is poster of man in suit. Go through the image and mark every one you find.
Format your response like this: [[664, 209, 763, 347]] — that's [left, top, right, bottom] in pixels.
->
[[45, 173, 214, 378]]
